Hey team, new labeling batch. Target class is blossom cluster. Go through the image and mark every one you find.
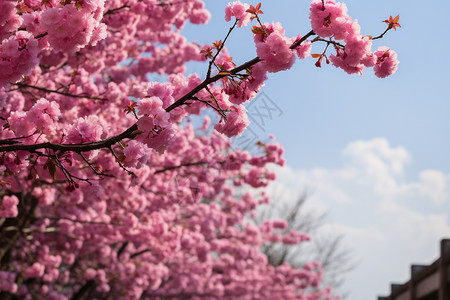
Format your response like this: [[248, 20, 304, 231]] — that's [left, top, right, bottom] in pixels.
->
[[0, 195, 18, 218], [0, 1, 22, 40], [225, 1, 251, 27], [309, 0, 399, 76], [0, 32, 39, 86], [41, 2, 107, 53], [224, 0, 399, 78]]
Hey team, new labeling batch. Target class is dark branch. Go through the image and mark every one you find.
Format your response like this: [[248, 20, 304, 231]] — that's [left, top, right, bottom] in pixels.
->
[[15, 83, 108, 101], [290, 30, 316, 50], [71, 280, 96, 300], [34, 32, 48, 39], [167, 30, 315, 112], [207, 19, 239, 79], [372, 27, 391, 40], [104, 4, 130, 16], [154, 161, 208, 174], [165, 56, 261, 112], [130, 249, 151, 259], [0, 124, 138, 153]]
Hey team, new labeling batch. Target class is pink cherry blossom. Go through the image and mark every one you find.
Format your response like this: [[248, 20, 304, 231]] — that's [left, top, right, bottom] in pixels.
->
[[41, 3, 106, 53], [64, 116, 106, 143], [0, 2, 22, 40], [374, 47, 399, 78], [0, 32, 39, 87], [309, 0, 354, 40], [329, 35, 376, 75], [293, 34, 312, 59], [256, 29, 295, 73], [123, 140, 152, 168], [225, 1, 251, 27], [0, 271, 18, 293], [0, 195, 19, 218], [24, 262, 46, 278], [214, 105, 250, 137]]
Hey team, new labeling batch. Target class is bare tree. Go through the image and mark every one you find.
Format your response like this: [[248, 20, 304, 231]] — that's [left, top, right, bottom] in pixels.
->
[[255, 191, 354, 297]]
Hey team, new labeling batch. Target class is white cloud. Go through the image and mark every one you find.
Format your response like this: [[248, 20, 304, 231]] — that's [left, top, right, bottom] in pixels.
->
[[266, 138, 450, 300], [417, 170, 448, 205]]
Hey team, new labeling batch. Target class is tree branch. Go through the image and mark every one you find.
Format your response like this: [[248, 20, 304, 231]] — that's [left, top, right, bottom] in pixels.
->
[[372, 27, 390, 40], [0, 124, 138, 153], [290, 30, 316, 50], [14, 83, 108, 101], [165, 56, 261, 112], [167, 29, 315, 112], [153, 161, 208, 174], [207, 19, 239, 79], [71, 280, 96, 300]]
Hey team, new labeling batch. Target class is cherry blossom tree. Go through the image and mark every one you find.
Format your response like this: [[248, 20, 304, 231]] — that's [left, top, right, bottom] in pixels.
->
[[0, 0, 399, 299]]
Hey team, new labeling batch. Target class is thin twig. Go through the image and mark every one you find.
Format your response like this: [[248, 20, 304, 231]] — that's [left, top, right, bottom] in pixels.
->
[[204, 85, 227, 119], [117, 242, 129, 259], [34, 32, 48, 39], [78, 152, 113, 178], [165, 56, 261, 112], [207, 19, 239, 79], [255, 14, 269, 36], [130, 249, 151, 259], [154, 161, 208, 174], [15, 83, 108, 101], [372, 27, 390, 40], [108, 146, 136, 177], [311, 36, 345, 49], [103, 4, 130, 16], [290, 30, 315, 49], [42, 216, 121, 226], [53, 153, 92, 185]]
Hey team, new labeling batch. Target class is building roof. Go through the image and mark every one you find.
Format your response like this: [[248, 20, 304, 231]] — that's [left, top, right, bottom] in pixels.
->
[[377, 239, 450, 300]]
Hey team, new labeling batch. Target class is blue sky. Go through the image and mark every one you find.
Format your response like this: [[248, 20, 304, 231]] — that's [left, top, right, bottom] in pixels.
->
[[183, 1, 450, 299]]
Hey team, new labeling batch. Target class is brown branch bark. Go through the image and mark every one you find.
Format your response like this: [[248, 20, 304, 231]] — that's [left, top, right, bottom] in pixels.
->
[[153, 161, 208, 174], [290, 30, 315, 49], [165, 56, 262, 112], [15, 83, 108, 101], [71, 280, 96, 300], [0, 124, 138, 153]]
